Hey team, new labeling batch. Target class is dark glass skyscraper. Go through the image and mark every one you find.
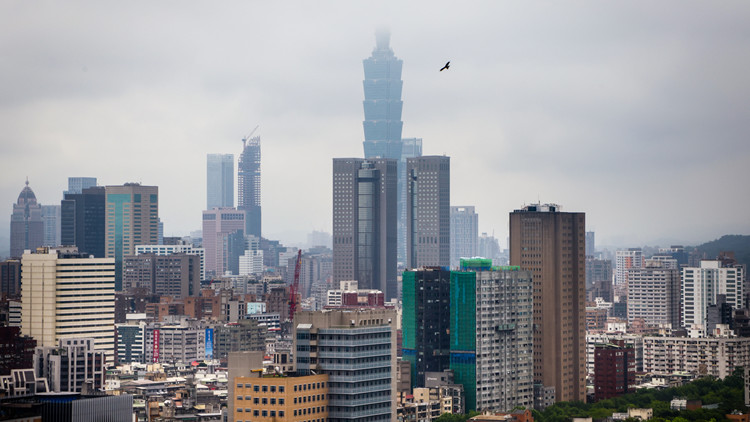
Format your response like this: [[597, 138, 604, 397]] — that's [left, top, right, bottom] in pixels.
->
[[61, 186, 106, 257], [238, 136, 261, 238]]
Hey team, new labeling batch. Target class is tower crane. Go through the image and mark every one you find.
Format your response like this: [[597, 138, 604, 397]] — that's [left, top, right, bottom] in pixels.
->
[[242, 125, 259, 146]]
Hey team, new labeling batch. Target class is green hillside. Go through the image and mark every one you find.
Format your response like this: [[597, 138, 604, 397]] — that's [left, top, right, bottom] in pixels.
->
[[694, 235, 750, 268]]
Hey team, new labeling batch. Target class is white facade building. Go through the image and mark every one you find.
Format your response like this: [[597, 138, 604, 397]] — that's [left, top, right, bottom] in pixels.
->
[[643, 336, 750, 378], [135, 244, 206, 281], [627, 259, 681, 327], [615, 248, 644, 286], [682, 260, 745, 330]]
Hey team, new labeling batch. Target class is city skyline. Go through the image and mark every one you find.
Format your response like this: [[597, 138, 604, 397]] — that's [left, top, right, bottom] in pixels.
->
[[2, 2, 750, 256]]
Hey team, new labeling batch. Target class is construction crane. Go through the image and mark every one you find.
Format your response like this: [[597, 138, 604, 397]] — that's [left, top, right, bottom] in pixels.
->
[[288, 249, 302, 321], [242, 125, 259, 146]]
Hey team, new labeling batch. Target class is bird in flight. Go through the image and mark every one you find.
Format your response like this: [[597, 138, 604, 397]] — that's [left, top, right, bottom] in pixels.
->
[[440, 61, 450, 71]]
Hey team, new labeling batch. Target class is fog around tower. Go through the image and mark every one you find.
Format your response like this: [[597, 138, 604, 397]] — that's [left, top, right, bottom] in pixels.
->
[[0, 1, 749, 254]]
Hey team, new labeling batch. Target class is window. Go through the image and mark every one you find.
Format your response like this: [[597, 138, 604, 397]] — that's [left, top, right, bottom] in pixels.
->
[[270, 411, 276, 417], [279, 386, 285, 393], [254, 398, 259, 404], [253, 410, 259, 417], [254, 385, 260, 392], [270, 398, 276, 405], [279, 398, 285, 405], [279, 411, 285, 417], [262, 385, 268, 392], [262, 410, 267, 417], [262, 398, 267, 404], [270, 385, 276, 392]]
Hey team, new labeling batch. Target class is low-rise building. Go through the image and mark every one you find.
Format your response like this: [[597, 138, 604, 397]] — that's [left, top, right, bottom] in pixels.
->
[[232, 373, 328, 422], [643, 336, 750, 378]]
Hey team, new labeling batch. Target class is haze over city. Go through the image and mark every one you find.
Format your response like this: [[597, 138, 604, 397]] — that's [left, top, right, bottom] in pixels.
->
[[2, 1, 749, 255]]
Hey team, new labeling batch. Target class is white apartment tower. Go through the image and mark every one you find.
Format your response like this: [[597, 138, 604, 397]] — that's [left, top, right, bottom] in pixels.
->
[[21, 247, 116, 361], [450, 206, 479, 268], [627, 259, 681, 328], [682, 260, 745, 330], [615, 248, 644, 286]]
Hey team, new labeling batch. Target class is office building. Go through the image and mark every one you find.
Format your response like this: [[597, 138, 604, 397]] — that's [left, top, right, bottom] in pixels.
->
[[238, 136, 261, 237], [213, 319, 266, 360], [144, 319, 206, 364], [63, 177, 97, 195], [585, 231, 595, 257], [135, 243, 206, 281], [207, 153, 234, 210], [593, 341, 635, 402], [509, 203, 586, 403], [115, 314, 148, 365], [450, 206, 479, 268], [615, 248, 644, 287], [21, 247, 115, 361], [0, 259, 21, 298], [105, 184, 159, 290], [10, 180, 44, 258], [627, 260, 681, 328], [398, 138, 423, 263], [682, 260, 745, 330], [402, 268, 451, 389], [61, 186, 106, 257], [123, 253, 200, 298], [202, 207, 245, 277], [449, 259, 534, 412], [294, 308, 397, 422], [332, 158, 397, 300], [406, 156, 450, 268], [232, 373, 329, 422], [34, 338, 105, 392], [478, 233, 502, 265], [41, 205, 60, 247]]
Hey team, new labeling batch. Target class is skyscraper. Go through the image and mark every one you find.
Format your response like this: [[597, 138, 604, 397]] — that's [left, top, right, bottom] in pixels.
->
[[682, 260, 745, 330], [450, 206, 479, 268], [332, 158, 397, 300], [105, 183, 159, 290], [627, 259, 681, 328], [510, 204, 586, 404], [238, 136, 261, 238], [202, 207, 245, 278], [615, 248, 644, 286], [406, 156, 450, 268], [63, 177, 97, 196], [398, 138, 423, 263], [21, 247, 115, 361], [41, 205, 60, 247], [60, 186, 106, 257], [207, 153, 234, 210], [9, 180, 44, 258]]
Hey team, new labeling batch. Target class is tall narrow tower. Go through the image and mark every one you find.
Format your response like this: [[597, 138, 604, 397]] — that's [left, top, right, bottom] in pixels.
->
[[406, 156, 450, 268], [509, 204, 586, 404], [238, 136, 261, 238], [10, 180, 44, 258], [207, 153, 234, 210]]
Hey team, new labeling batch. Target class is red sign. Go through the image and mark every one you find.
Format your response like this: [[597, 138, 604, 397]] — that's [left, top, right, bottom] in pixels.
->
[[153, 329, 160, 363]]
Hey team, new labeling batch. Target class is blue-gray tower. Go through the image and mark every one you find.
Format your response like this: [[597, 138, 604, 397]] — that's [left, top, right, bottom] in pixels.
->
[[363, 29, 403, 160]]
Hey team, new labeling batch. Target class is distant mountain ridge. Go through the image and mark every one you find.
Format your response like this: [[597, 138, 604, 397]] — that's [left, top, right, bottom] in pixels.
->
[[693, 234, 750, 268]]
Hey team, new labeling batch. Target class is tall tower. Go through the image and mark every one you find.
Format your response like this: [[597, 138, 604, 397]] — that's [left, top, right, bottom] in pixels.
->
[[238, 136, 261, 238], [450, 206, 479, 268], [202, 208, 245, 278], [105, 184, 159, 290], [10, 180, 44, 258], [61, 186, 106, 257], [64, 177, 97, 196], [207, 153, 234, 210], [406, 156, 450, 268], [509, 204, 586, 404], [332, 158, 397, 301]]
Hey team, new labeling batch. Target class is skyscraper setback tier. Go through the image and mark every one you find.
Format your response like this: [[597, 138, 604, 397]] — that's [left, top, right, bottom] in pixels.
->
[[406, 156, 451, 268], [332, 158, 397, 301], [509, 204, 586, 404], [238, 137, 261, 237], [362, 29, 403, 159]]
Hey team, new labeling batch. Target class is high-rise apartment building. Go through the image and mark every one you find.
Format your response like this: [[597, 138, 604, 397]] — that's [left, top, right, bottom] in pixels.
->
[[682, 260, 745, 330], [21, 247, 115, 361], [406, 156, 450, 268], [105, 184, 159, 290], [202, 208, 245, 278], [450, 206, 479, 268], [626, 259, 681, 328], [593, 341, 635, 402], [10, 180, 44, 258], [294, 308, 397, 422], [448, 259, 534, 412], [509, 204, 586, 403], [615, 248, 644, 286], [63, 177, 97, 196], [332, 158, 397, 300], [238, 136, 261, 238], [135, 243, 206, 281], [61, 186, 106, 258], [207, 153, 234, 210], [123, 253, 200, 298], [41, 205, 60, 247]]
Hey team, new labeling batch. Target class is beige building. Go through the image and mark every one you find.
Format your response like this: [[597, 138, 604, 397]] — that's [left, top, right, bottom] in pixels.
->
[[233, 373, 328, 422], [510, 204, 586, 403], [643, 336, 750, 378], [21, 247, 116, 361]]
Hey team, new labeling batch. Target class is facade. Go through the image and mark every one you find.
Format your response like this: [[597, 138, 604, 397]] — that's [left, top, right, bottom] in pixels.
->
[[115, 314, 148, 365], [402, 268, 451, 389], [144, 320, 206, 364], [509, 203, 586, 403], [61, 186, 106, 258], [615, 248, 644, 287], [238, 136, 261, 237], [406, 156, 451, 268], [202, 207, 245, 278], [398, 138, 423, 264], [332, 158, 397, 300], [586, 257, 612, 290], [586, 333, 644, 382], [0, 326, 36, 375], [478, 233, 502, 265], [135, 243, 206, 281], [41, 205, 60, 247], [627, 259, 681, 327], [450, 206, 479, 268], [10, 180, 44, 258], [683, 260, 745, 330], [643, 336, 750, 378], [207, 153, 234, 210], [294, 308, 398, 422], [34, 338, 105, 392], [123, 253, 200, 298], [449, 260, 534, 412], [213, 319, 266, 360], [21, 247, 115, 361], [105, 184, 159, 290], [63, 177, 97, 195], [0, 259, 21, 298], [593, 341, 635, 401], [233, 374, 329, 422]]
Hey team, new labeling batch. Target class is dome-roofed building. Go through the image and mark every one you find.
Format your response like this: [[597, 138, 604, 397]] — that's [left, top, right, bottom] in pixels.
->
[[10, 179, 44, 258]]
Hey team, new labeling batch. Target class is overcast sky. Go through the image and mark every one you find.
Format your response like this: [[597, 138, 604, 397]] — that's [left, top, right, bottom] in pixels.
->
[[2, 1, 749, 256]]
